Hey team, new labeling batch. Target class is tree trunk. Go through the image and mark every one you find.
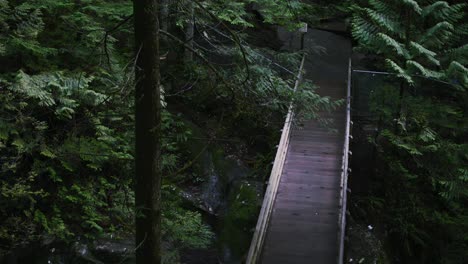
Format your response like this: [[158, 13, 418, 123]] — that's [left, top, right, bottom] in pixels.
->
[[133, 0, 162, 263]]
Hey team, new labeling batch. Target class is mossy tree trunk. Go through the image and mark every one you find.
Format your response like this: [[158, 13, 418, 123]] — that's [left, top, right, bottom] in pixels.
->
[[134, 0, 162, 263]]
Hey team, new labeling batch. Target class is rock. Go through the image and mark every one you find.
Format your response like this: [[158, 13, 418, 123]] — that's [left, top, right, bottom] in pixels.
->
[[71, 242, 104, 264], [90, 238, 134, 264], [181, 142, 252, 216]]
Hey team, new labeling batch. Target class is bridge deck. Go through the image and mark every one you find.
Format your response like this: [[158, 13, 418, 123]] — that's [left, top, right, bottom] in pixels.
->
[[259, 30, 351, 263]]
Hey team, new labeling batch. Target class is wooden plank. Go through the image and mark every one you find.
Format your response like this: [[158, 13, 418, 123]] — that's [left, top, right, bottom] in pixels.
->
[[282, 168, 341, 175], [275, 189, 340, 202], [280, 177, 340, 186], [261, 251, 337, 264], [280, 175, 341, 186], [273, 198, 341, 208], [285, 157, 342, 163]]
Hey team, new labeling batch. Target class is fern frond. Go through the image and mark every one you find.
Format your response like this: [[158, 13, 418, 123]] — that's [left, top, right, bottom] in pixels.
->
[[9, 71, 98, 110], [369, 0, 395, 16], [363, 8, 401, 34], [351, 15, 380, 46], [364, 8, 403, 36], [422, 3, 466, 46], [407, 60, 428, 76], [450, 23, 468, 45], [10, 71, 56, 106], [0, 0, 9, 31], [420, 21, 454, 47], [401, 0, 422, 14], [376, 33, 406, 57], [9, 37, 57, 56], [422, 1, 450, 18], [12, 5, 44, 39], [447, 61, 468, 88], [409, 41, 440, 66], [456, 23, 468, 36], [435, 3, 466, 24], [386, 59, 414, 85], [446, 22, 466, 49], [409, 41, 436, 57], [422, 2, 466, 23], [406, 60, 443, 79], [444, 44, 468, 65]]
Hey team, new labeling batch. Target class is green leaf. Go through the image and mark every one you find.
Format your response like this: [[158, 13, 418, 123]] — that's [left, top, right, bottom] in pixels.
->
[[40, 148, 57, 158]]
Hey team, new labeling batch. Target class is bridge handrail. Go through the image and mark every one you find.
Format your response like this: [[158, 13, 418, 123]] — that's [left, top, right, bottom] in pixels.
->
[[246, 55, 306, 264], [338, 58, 352, 264]]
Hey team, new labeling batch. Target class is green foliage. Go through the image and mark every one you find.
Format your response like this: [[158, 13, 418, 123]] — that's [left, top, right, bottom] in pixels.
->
[[194, 0, 307, 29], [252, 0, 306, 28], [203, 0, 254, 27], [0, 0, 212, 256], [351, 1, 468, 263], [361, 79, 468, 263], [351, 0, 468, 87], [0, 66, 135, 246], [162, 186, 213, 250]]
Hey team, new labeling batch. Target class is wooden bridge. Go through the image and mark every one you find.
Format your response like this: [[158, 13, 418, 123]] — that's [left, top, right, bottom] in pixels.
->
[[247, 30, 352, 264]]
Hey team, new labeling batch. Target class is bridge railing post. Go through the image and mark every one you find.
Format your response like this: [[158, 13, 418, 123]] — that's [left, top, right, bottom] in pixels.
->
[[337, 58, 352, 264]]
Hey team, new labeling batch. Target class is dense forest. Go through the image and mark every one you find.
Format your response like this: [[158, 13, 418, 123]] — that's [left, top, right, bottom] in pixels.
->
[[349, 0, 467, 263], [0, 0, 466, 264]]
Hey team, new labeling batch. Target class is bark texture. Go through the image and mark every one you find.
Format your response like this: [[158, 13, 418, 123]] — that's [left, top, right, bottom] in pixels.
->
[[134, 0, 162, 263]]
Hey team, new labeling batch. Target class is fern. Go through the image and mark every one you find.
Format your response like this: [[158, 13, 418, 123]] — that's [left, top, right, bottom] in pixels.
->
[[420, 21, 454, 47], [447, 61, 468, 88], [350, 2, 467, 262], [376, 33, 406, 57], [406, 60, 443, 79], [9, 71, 97, 113], [429, 3, 465, 23], [369, 0, 394, 15], [0, 0, 8, 55], [9, 71, 56, 106], [386, 59, 414, 84], [409, 41, 439, 66], [351, 15, 380, 46], [353, 0, 466, 85], [422, 1, 450, 18], [422, 2, 466, 23], [401, 0, 422, 14], [11, 5, 44, 38], [440, 169, 468, 201], [445, 44, 468, 65]]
